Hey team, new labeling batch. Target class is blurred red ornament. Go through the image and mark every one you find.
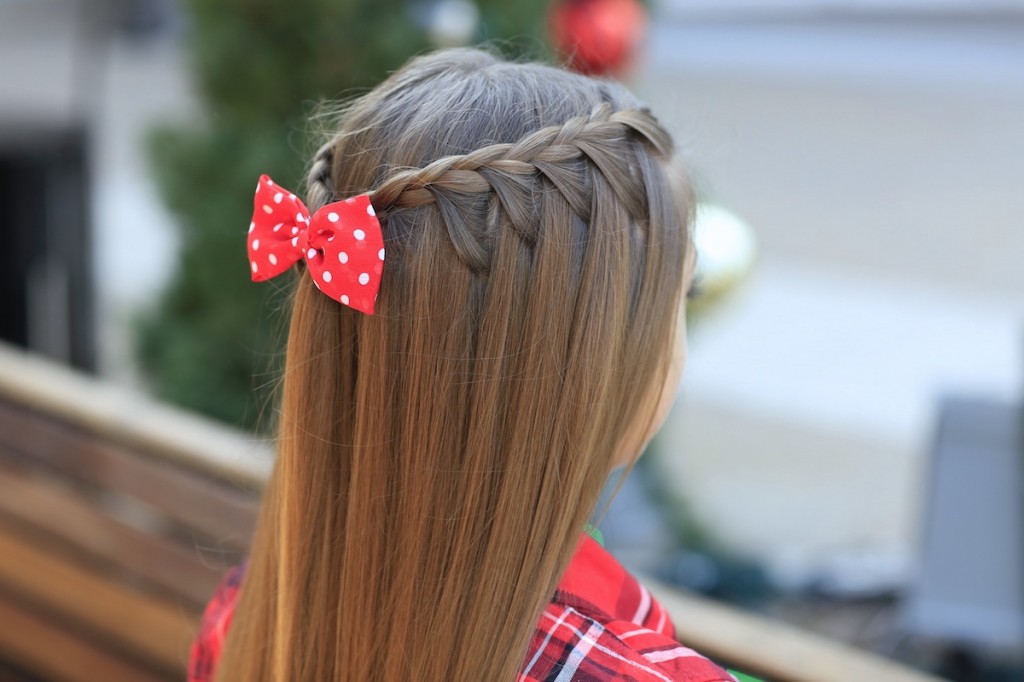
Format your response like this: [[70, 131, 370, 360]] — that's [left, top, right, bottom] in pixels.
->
[[548, 0, 647, 78]]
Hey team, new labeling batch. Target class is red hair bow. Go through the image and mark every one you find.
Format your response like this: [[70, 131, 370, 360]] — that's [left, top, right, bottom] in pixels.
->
[[247, 174, 385, 314]]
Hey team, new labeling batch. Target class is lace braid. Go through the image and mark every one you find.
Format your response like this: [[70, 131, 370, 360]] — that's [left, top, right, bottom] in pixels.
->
[[306, 140, 337, 210], [370, 104, 670, 218], [361, 104, 672, 273], [304, 104, 672, 275]]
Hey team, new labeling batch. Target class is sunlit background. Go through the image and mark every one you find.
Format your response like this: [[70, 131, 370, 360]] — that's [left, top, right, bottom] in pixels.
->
[[0, 0, 1020, 680]]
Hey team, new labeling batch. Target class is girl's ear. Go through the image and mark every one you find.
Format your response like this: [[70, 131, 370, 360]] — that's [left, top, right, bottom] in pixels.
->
[[612, 300, 687, 473]]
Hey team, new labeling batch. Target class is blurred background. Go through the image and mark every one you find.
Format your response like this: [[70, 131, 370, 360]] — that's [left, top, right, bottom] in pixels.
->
[[0, 0, 1020, 680]]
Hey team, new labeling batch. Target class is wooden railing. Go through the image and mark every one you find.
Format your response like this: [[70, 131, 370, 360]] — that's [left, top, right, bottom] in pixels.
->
[[0, 341, 946, 682]]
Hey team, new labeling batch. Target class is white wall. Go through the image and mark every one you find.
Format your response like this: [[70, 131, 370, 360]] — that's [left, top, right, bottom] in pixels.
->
[[662, 0, 1024, 18], [637, 14, 1024, 588], [0, 0, 198, 385]]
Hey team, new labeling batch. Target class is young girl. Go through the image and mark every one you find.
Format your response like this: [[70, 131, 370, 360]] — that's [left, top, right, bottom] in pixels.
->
[[188, 47, 739, 681]]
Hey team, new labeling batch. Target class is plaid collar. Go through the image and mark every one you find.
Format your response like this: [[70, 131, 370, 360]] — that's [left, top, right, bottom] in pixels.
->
[[556, 529, 673, 631]]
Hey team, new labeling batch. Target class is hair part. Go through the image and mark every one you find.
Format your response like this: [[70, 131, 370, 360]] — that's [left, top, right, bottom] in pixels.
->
[[216, 47, 693, 682]]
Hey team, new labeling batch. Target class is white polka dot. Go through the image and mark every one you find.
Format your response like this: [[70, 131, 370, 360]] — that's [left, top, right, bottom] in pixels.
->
[[248, 221, 255, 233], [266, 178, 274, 185], [338, 251, 348, 264], [344, 197, 355, 205], [272, 223, 283, 232], [292, 226, 299, 235], [288, 193, 295, 199], [274, 192, 283, 204], [252, 239, 260, 251], [378, 248, 385, 260], [251, 261, 258, 273], [327, 212, 339, 223], [366, 204, 376, 217], [296, 212, 304, 223], [353, 229, 365, 241], [269, 253, 278, 265], [341, 294, 349, 305], [291, 237, 299, 247], [323, 271, 332, 283], [358, 272, 369, 285], [307, 248, 317, 260], [262, 205, 273, 214]]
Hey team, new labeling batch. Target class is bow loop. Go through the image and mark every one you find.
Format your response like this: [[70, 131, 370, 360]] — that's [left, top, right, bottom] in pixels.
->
[[248, 174, 311, 280], [247, 174, 385, 315]]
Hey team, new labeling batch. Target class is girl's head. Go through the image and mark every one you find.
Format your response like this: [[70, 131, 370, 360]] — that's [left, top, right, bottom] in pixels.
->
[[219, 47, 695, 681]]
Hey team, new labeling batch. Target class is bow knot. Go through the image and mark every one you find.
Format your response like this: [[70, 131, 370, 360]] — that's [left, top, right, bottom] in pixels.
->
[[247, 174, 385, 314]]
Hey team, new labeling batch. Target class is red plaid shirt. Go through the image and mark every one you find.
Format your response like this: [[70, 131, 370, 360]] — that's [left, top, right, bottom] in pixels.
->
[[188, 532, 738, 681]]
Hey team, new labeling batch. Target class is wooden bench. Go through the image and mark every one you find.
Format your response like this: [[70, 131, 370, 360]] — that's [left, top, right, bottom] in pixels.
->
[[0, 342, 269, 681], [0, 341, 945, 682]]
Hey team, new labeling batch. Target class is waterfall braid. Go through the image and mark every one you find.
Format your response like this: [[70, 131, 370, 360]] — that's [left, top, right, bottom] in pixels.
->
[[215, 47, 694, 682]]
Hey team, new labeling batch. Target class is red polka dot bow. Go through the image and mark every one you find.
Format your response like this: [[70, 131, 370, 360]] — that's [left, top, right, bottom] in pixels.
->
[[247, 174, 385, 314]]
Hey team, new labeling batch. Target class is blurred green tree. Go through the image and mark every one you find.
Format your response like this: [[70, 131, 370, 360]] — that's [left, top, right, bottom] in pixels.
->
[[138, 0, 548, 431]]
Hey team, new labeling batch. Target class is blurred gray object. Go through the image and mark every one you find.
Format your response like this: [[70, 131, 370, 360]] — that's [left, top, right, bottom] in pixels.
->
[[903, 394, 1024, 648]]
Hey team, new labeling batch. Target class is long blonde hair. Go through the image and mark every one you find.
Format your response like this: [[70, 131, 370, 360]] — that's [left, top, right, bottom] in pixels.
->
[[216, 47, 693, 681]]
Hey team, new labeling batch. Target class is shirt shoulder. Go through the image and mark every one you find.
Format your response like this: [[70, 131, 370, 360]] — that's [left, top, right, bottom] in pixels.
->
[[187, 559, 247, 682], [522, 602, 736, 682], [531, 533, 736, 682], [187, 536, 743, 682]]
